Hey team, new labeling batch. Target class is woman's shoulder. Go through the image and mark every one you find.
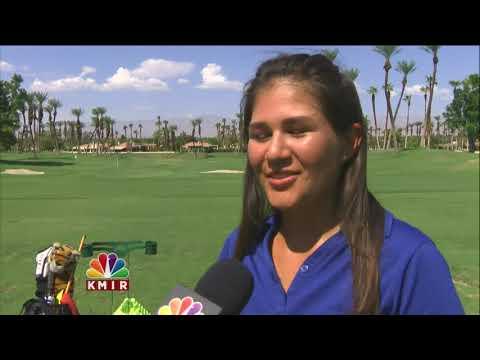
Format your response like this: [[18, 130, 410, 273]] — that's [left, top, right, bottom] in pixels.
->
[[382, 210, 446, 267], [218, 227, 241, 260], [382, 210, 464, 314], [218, 215, 276, 260]]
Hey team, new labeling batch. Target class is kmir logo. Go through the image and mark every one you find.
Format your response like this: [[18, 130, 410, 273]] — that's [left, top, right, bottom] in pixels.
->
[[86, 252, 129, 291]]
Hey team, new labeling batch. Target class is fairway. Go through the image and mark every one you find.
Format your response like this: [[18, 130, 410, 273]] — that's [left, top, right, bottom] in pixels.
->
[[1, 150, 478, 314]]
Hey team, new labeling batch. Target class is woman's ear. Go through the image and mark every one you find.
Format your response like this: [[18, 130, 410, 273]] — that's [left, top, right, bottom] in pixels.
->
[[351, 122, 363, 155], [343, 122, 363, 162]]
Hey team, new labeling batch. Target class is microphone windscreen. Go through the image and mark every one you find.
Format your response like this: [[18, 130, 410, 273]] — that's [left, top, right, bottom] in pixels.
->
[[194, 259, 253, 315]]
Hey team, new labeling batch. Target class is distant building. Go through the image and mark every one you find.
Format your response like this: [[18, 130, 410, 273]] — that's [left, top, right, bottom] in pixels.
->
[[73, 143, 106, 153], [182, 141, 218, 152], [111, 142, 129, 152]]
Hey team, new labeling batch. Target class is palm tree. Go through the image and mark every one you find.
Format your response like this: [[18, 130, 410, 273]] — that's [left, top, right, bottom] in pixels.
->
[[134, 129, 138, 139], [76, 122, 85, 151], [97, 107, 107, 152], [47, 99, 62, 152], [26, 92, 37, 154], [449, 80, 461, 93], [236, 112, 244, 152], [419, 84, 428, 143], [196, 118, 203, 152], [99, 116, 105, 141], [163, 120, 169, 149], [363, 114, 370, 147], [138, 124, 143, 139], [56, 121, 62, 141], [343, 68, 360, 82], [17, 91, 28, 150], [91, 109, 99, 152], [34, 92, 48, 151], [169, 124, 178, 151], [44, 104, 53, 139], [373, 45, 401, 150], [91, 107, 106, 154], [367, 86, 380, 150], [221, 118, 227, 150], [104, 116, 112, 139], [403, 95, 412, 149], [90, 115, 100, 154], [434, 115, 441, 136], [68, 121, 76, 145], [421, 46, 441, 148], [110, 119, 116, 140], [225, 125, 232, 150], [215, 122, 222, 146], [71, 108, 83, 154], [103, 116, 113, 150], [387, 60, 416, 149], [382, 82, 394, 149], [63, 120, 68, 144], [123, 125, 128, 138], [190, 119, 197, 141], [320, 48, 339, 62], [129, 123, 133, 140], [231, 118, 238, 151], [190, 119, 196, 155], [155, 116, 162, 147], [414, 121, 423, 145], [44, 104, 55, 151]]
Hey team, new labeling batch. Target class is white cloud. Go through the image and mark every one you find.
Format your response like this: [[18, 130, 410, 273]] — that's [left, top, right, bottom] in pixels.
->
[[28, 58, 195, 92], [405, 84, 426, 96], [102, 67, 168, 91], [1, 60, 14, 72], [80, 66, 96, 77], [197, 63, 243, 91], [30, 75, 99, 92], [177, 78, 190, 84], [405, 84, 452, 101], [435, 87, 452, 101], [131, 59, 194, 79]]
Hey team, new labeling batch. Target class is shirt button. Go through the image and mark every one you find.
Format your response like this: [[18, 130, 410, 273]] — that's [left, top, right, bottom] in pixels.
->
[[300, 264, 309, 273]]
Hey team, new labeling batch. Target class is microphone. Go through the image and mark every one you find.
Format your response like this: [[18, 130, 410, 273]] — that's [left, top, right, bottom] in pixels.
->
[[158, 259, 253, 315]]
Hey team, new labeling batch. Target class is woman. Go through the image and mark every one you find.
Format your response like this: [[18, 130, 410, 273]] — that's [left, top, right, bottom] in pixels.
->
[[218, 53, 464, 315]]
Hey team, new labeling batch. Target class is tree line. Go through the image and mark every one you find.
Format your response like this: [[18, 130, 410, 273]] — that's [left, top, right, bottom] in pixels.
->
[[1, 49, 478, 153]]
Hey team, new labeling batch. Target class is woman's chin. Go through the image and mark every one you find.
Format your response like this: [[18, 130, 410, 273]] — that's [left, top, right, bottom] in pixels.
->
[[268, 195, 299, 212]]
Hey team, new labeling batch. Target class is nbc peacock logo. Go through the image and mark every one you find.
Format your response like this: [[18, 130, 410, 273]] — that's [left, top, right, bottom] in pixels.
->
[[86, 252, 130, 291], [158, 297, 204, 315]]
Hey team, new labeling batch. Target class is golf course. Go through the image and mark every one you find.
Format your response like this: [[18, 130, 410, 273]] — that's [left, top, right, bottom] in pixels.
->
[[1, 150, 478, 315]]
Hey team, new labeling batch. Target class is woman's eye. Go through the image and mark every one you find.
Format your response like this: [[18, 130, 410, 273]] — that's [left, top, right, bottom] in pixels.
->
[[250, 132, 270, 141], [289, 128, 307, 136]]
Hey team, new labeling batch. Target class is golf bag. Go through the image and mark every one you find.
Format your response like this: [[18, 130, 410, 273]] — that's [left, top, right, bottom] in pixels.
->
[[20, 297, 73, 315], [21, 243, 80, 315]]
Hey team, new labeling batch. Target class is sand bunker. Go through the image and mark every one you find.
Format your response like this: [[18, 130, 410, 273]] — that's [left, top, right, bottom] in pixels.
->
[[1, 168, 45, 175], [201, 170, 244, 174]]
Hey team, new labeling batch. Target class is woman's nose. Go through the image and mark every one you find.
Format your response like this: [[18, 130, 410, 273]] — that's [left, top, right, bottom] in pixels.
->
[[266, 132, 291, 164]]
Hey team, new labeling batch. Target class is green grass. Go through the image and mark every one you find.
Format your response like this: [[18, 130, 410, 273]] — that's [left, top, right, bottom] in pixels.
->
[[1, 150, 478, 314]]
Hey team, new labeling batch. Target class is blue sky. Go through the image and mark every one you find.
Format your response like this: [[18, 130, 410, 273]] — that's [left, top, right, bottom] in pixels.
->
[[1, 45, 478, 137]]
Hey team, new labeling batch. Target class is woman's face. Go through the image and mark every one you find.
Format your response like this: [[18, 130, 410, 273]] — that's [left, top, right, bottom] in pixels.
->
[[248, 80, 348, 212]]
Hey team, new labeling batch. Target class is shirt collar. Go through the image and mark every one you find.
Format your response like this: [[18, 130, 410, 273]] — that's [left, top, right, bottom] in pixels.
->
[[265, 209, 393, 238]]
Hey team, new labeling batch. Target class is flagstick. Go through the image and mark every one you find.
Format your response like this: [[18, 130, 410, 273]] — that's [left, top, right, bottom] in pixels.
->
[[62, 234, 86, 302]]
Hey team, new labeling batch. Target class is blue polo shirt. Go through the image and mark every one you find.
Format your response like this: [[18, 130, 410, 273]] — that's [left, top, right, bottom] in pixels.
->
[[218, 210, 464, 315]]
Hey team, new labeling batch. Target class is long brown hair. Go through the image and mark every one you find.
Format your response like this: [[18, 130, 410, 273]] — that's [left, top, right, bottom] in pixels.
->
[[234, 53, 385, 314]]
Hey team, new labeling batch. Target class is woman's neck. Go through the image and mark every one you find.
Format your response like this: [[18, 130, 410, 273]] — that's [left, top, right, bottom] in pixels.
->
[[277, 196, 341, 253]]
